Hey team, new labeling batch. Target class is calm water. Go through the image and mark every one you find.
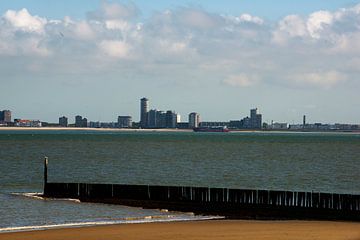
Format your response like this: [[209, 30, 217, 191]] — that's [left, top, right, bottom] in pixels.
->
[[0, 130, 360, 231]]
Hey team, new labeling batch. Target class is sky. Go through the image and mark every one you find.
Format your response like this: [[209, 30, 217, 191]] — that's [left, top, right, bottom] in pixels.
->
[[0, 0, 360, 124]]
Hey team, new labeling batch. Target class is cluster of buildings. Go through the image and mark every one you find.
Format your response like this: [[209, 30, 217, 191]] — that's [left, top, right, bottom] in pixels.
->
[[140, 98, 191, 129], [55, 98, 202, 130], [1, 110, 42, 127], [1, 100, 360, 132], [57, 115, 133, 128]]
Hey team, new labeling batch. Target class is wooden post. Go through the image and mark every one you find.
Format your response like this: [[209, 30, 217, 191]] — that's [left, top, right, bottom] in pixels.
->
[[44, 156, 48, 186]]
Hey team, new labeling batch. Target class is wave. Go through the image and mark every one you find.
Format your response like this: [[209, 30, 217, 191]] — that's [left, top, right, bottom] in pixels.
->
[[0, 215, 224, 233], [3, 192, 224, 233], [11, 192, 81, 203]]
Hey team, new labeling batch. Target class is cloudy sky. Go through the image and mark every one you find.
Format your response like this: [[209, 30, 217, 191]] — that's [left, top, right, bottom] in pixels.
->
[[1, 0, 360, 124]]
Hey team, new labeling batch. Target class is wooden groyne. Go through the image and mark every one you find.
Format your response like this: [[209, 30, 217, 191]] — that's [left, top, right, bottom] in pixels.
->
[[42, 158, 360, 221]]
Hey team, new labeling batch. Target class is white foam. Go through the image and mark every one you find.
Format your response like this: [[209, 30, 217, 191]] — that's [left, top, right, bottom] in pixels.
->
[[4, 192, 224, 233], [11, 192, 81, 203], [0, 215, 224, 233]]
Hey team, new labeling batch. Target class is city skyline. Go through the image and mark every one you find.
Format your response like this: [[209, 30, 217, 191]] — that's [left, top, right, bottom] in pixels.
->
[[0, 1, 360, 123], [2, 96, 359, 129]]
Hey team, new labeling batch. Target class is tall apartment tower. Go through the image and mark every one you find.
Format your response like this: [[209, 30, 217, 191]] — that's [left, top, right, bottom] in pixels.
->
[[165, 110, 177, 128], [75, 115, 83, 127], [303, 115, 306, 127], [250, 108, 262, 129], [59, 116, 68, 127], [189, 112, 200, 128], [140, 97, 149, 128], [0, 110, 12, 123]]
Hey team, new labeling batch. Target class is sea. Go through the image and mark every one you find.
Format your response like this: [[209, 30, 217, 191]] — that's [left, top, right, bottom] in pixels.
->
[[0, 130, 360, 232]]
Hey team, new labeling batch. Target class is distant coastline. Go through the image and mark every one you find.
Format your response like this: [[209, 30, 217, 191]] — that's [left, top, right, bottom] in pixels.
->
[[0, 126, 359, 134], [0, 127, 192, 132]]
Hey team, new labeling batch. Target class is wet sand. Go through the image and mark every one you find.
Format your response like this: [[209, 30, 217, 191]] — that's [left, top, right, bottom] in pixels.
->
[[1, 220, 360, 240]]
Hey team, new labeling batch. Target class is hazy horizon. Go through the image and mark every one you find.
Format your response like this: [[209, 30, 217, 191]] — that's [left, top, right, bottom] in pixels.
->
[[1, 1, 360, 124]]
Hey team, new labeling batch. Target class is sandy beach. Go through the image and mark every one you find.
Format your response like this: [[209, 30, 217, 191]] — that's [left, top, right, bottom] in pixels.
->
[[1, 220, 360, 240], [0, 127, 193, 132]]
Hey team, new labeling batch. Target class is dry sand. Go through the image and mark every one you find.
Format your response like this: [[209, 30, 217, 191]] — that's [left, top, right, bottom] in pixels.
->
[[1, 220, 360, 240], [0, 127, 192, 132]]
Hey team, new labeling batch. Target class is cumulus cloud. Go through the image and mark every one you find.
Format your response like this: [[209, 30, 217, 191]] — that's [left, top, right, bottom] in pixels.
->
[[3, 8, 47, 34], [0, 2, 359, 89], [177, 8, 221, 30], [73, 21, 96, 40], [98, 40, 130, 58], [238, 14, 264, 25], [306, 11, 333, 38], [290, 71, 347, 88]]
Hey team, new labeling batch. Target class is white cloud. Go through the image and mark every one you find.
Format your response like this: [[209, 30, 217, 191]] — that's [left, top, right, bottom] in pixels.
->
[[290, 71, 347, 88], [177, 8, 220, 29], [98, 40, 130, 58], [223, 74, 259, 87], [272, 15, 308, 45], [105, 19, 129, 31], [306, 11, 333, 38], [73, 21, 95, 40], [0, 3, 359, 91], [238, 14, 264, 25], [3, 8, 47, 34]]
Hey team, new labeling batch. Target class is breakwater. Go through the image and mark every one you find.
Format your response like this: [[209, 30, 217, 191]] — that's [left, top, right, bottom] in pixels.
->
[[43, 159, 360, 221]]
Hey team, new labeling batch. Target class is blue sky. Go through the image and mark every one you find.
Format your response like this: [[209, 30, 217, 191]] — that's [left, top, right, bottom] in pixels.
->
[[0, 1, 360, 123], [0, 0, 356, 20]]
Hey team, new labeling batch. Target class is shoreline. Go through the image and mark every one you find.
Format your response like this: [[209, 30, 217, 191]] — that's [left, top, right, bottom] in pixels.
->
[[0, 127, 193, 132], [0, 126, 359, 134], [1, 220, 360, 240]]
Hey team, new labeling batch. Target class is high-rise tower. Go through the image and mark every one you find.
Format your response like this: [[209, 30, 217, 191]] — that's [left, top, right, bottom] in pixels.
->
[[140, 97, 149, 128], [250, 108, 262, 129], [189, 112, 200, 128]]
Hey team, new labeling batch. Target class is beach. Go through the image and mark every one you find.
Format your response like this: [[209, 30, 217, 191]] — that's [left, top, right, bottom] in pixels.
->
[[1, 220, 360, 240], [0, 127, 193, 132]]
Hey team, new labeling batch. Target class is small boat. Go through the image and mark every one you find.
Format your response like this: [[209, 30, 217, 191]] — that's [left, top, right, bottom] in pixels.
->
[[193, 126, 230, 132]]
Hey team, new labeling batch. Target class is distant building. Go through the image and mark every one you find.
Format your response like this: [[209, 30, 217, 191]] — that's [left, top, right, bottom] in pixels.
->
[[241, 117, 251, 129], [147, 109, 167, 128], [250, 108, 262, 129], [188, 112, 200, 128], [289, 124, 303, 130], [75, 115, 87, 127], [75, 115, 83, 127], [158, 111, 167, 128], [0, 110, 11, 123], [229, 120, 242, 129], [140, 98, 149, 128], [271, 122, 288, 130], [147, 109, 158, 128], [82, 118, 88, 128], [59, 116, 68, 127], [100, 122, 116, 128], [176, 114, 181, 123], [118, 116, 132, 128], [90, 121, 101, 128], [165, 110, 177, 128], [15, 119, 41, 127]]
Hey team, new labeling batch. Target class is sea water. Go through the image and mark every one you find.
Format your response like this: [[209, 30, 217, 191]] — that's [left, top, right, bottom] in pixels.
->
[[0, 130, 359, 231]]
